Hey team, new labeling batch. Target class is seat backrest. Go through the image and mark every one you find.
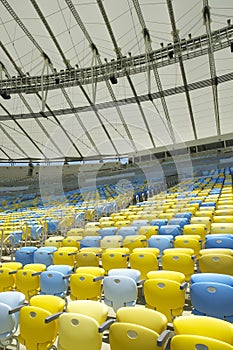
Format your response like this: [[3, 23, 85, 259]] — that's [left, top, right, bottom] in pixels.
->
[[173, 315, 233, 344], [69, 273, 102, 301], [190, 272, 233, 286], [147, 270, 185, 283], [103, 275, 138, 312], [198, 253, 233, 275], [30, 294, 66, 314], [57, 313, 102, 350], [129, 252, 158, 279], [161, 253, 195, 281], [116, 307, 167, 334], [76, 252, 100, 267], [144, 278, 186, 322], [108, 268, 141, 282], [102, 252, 129, 273], [18, 305, 57, 350], [109, 322, 161, 350], [40, 271, 68, 297], [33, 249, 54, 267], [0, 267, 15, 292], [205, 236, 233, 249], [190, 281, 233, 322], [170, 334, 233, 350], [67, 300, 108, 324], [15, 269, 40, 300]]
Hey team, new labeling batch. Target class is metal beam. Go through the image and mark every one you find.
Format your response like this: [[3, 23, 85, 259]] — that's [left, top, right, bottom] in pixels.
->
[[65, 0, 138, 153], [132, 0, 175, 144], [203, 0, 221, 136], [1, 24, 232, 94], [166, 0, 197, 140], [96, 0, 157, 149], [0, 70, 232, 120], [30, 0, 120, 158]]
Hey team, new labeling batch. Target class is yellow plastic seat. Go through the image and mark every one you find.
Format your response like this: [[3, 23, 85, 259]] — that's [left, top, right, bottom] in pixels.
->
[[69, 273, 102, 301], [76, 251, 100, 267], [24, 263, 47, 272], [67, 228, 84, 236], [0, 267, 16, 291], [30, 294, 66, 314], [163, 248, 195, 256], [18, 305, 58, 350], [56, 313, 103, 350], [109, 306, 168, 350], [101, 251, 129, 273], [129, 252, 158, 279], [44, 236, 64, 248], [213, 215, 233, 223], [138, 226, 159, 239], [123, 235, 147, 253], [53, 247, 78, 267], [15, 268, 40, 300], [199, 248, 233, 256], [211, 223, 233, 234], [191, 217, 212, 233], [132, 247, 160, 257], [67, 300, 108, 324], [161, 251, 195, 281], [174, 237, 202, 256], [173, 315, 233, 345], [170, 335, 233, 350], [144, 278, 186, 322], [75, 266, 105, 276], [198, 253, 233, 275], [114, 220, 131, 228], [146, 270, 185, 283], [0, 262, 22, 270], [100, 235, 123, 250], [183, 224, 207, 241], [62, 236, 81, 249]]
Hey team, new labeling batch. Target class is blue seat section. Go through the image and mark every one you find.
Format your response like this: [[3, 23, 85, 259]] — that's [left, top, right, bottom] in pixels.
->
[[47, 264, 73, 275], [169, 218, 189, 228], [205, 236, 233, 249], [99, 227, 118, 237], [103, 275, 138, 312], [46, 219, 59, 234], [175, 212, 192, 221], [118, 227, 138, 238], [8, 230, 23, 246], [108, 268, 141, 282], [30, 225, 43, 240], [148, 235, 173, 254], [150, 219, 168, 227], [33, 247, 57, 267], [159, 225, 182, 237], [39, 271, 69, 297], [15, 246, 38, 266], [190, 282, 233, 322], [80, 236, 101, 248], [201, 202, 216, 207], [190, 273, 233, 286]]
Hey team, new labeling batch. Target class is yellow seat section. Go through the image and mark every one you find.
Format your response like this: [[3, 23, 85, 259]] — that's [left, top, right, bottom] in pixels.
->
[[161, 252, 195, 281], [170, 335, 233, 350], [198, 253, 233, 275], [69, 273, 102, 301], [76, 251, 100, 267], [191, 217, 212, 233], [138, 226, 159, 239], [102, 251, 129, 273], [24, 263, 46, 272], [146, 270, 185, 283], [0, 267, 16, 291], [132, 247, 160, 257], [116, 306, 167, 334], [173, 315, 233, 345], [174, 236, 202, 256], [213, 216, 233, 223], [129, 252, 158, 279], [123, 235, 147, 253], [62, 236, 81, 248], [30, 294, 66, 314], [53, 247, 78, 267], [75, 266, 105, 276], [100, 235, 123, 250], [57, 313, 102, 350], [183, 224, 207, 241], [15, 269, 40, 300], [211, 223, 233, 234], [144, 278, 186, 322], [18, 305, 58, 350], [67, 300, 108, 325], [199, 248, 233, 256]]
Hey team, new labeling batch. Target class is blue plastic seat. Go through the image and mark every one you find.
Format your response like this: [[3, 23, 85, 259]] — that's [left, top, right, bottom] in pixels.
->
[[190, 273, 233, 286], [150, 219, 168, 227], [40, 270, 69, 298], [99, 227, 118, 237], [159, 225, 182, 238], [0, 291, 25, 348], [169, 218, 189, 228], [80, 236, 101, 248], [118, 227, 138, 238], [190, 281, 233, 322], [15, 246, 38, 266], [175, 212, 192, 220], [108, 268, 141, 282], [205, 236, 233, 249], [103, 275, 138, 312], [148, 235, 173, 254], [33, 247, 57, 267]]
